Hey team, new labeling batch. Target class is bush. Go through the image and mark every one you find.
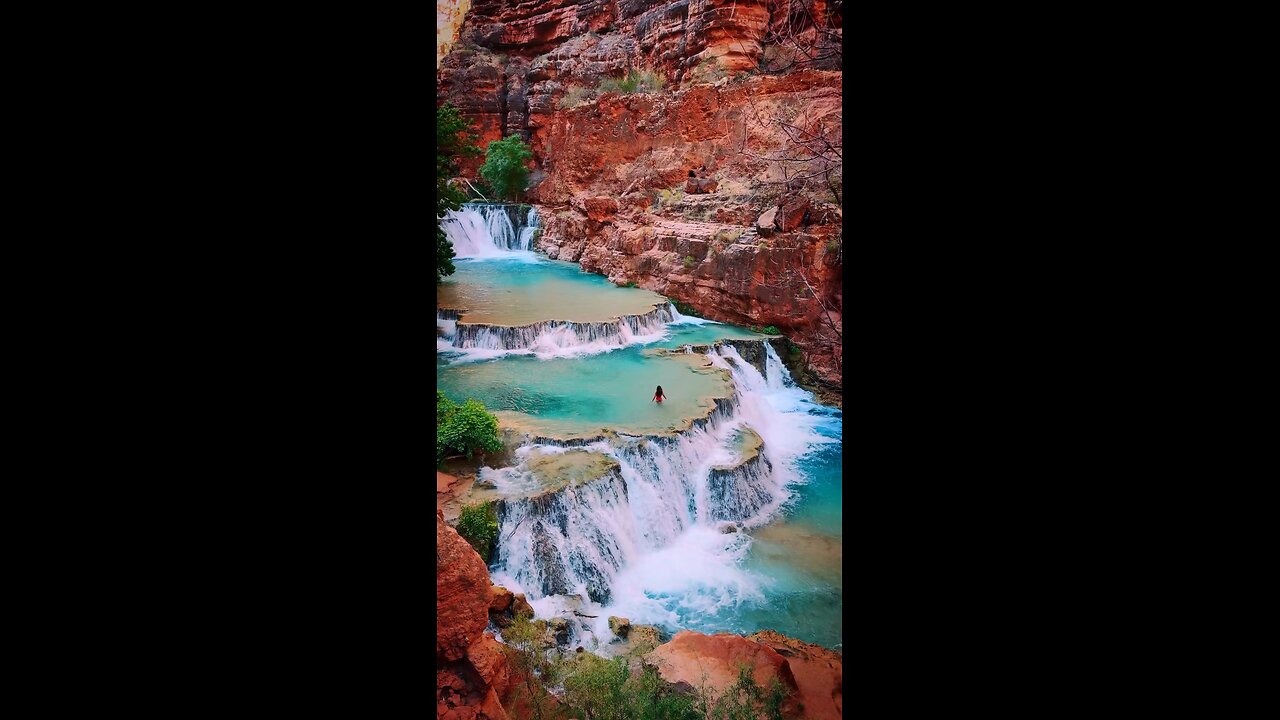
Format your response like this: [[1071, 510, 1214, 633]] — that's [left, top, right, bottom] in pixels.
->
[[480, 135, 534, 201], [712, 228, 742, 245], [598, 69, 665, 95], [701, 664, 789, 720], [558, 85, 596, 109], [683, 255, 695, 269], [563, 655, 700, 720], [761, 326, 781, 335], [674, 301, 701, 318], [690, 56, 728, 83], [437, 391, 502, 461], [456, 502, 499, 563], [656, 187, 684, 208]]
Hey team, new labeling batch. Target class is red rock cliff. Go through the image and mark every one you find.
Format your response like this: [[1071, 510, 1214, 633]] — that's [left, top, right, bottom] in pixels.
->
[[437, 510, 512, 719], [439, 0, 843, 394]]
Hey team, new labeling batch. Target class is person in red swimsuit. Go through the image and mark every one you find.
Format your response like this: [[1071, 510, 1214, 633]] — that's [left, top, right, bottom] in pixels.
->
[[652, 385, 667, 404]]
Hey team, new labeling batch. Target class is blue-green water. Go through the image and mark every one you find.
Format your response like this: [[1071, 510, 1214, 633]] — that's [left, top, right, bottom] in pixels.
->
[[438, 253, 842, 651]]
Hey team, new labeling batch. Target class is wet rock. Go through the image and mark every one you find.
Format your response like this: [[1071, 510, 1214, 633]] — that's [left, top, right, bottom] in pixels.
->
[[629, 624, 663, 653], [719, 522, 740, 534], [551, 617, 571, 645], [608, 616, 632, 638]]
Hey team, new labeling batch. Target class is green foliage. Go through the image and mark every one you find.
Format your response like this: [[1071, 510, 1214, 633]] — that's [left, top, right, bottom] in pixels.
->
[[599, 69, 666, 95], [562, 655, 700, 720], [617, 281, 639, 288], [436, 104, 480, 283], [712, 229, 742, 245], [700, 664, 788, 720], [690, 57, 728, 83], [480, 135, 534, 202], [559, 85, 597, 109], [436, 391, 502, 461], [761, 326, 781, 335], [826, 238, 841, 253], [683, 255, 695, 269], [674, 301, 701, 318], [456, 502, 499, 563], [656, 187, 684, 208], [501, 614, 565, 720], [757, 241, 768, 251]]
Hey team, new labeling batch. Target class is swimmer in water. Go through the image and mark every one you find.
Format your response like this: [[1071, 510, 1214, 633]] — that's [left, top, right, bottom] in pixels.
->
[[651, 385, 666, 404]]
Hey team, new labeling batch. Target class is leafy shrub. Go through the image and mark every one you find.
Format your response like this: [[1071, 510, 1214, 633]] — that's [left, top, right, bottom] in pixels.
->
[[712, 228, 743, 245], [598, 69, 665, 95], [690, 56, 728, 83], [656, 187, 684, 208], [618, 281, 639, 288], [702, 664, 789, 720], [436, 104, 479, 283], [456, 502, 499, 562], [563, 655, 700, 720], [826, 238, 841, 253], [437, 391, 502, 461], [761, 326, 781, 335], [558, 85, 596, 109], [683, 255, 695, 269], [501, 614, 565, 720], [480, 135, 534, 201], [674, 301, 701, 318]]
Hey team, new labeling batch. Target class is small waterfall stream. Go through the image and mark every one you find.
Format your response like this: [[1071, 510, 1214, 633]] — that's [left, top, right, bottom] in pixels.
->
[[442, 202, 539, 257]]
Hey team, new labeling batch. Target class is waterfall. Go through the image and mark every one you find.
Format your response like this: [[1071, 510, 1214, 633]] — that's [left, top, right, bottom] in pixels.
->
[[763, 342, 794, 390], [485, 339, 838, 648], [438, 303, 676, 360], [441, 202, 540, 258]]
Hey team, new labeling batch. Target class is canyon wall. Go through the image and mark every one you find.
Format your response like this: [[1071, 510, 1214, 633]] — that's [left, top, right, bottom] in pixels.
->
[[438, 0, 843, 393]]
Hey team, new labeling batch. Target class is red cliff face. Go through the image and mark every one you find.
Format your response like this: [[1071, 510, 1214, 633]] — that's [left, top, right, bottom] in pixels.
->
[[439, 0, 842, 394], [437, 511, 512, 719]]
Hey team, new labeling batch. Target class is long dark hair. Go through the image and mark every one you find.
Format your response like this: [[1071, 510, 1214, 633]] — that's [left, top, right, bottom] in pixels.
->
[[655, 385, 664, 397]]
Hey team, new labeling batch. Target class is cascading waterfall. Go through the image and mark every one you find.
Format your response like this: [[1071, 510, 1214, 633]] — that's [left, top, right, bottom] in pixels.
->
[[486, 339, 837, 648], [437, 303, 676, 359], [441, 202, 540, 258]]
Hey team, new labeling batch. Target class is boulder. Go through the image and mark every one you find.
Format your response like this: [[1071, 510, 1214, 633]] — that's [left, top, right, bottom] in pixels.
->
[[756, 206, 777, 236], [643, 631, 801, 717], [548, 617, 571, 646], [608, 616, 632, 638], [584, 196, 619, 223], [686, 177, 719, 194], [749, 631, 843, 720], [777, 194, 811, 232], [629, 624, 663, 653]]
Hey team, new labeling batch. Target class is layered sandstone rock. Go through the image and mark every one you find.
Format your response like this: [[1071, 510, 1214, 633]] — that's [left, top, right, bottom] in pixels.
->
[[642, 630, 843, 720], [437, 513, 512, 719], [439, 0, 843, 395], [643, 631, 802, 716]]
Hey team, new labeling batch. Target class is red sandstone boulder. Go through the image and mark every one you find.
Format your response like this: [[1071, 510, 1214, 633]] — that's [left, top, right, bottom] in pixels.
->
[[776, 193, 812, 232], [748, 631, 843, 720], [437, 514, 492, 662], [685, 177, 719, 194], [643, 631, 801, 715], [583, 196, 619, 222]]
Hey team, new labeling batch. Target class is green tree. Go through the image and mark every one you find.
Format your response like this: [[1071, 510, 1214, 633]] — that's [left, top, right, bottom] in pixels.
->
[[437, 104, 479, 283], [479, 135, 534, 201], [437, 391, 502, 461], [456, 502, 499, 562]]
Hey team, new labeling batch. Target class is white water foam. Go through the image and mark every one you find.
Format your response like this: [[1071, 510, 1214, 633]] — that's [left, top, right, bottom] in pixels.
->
[[668, 306, 721, 326], [486, 341, 839, 652]]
